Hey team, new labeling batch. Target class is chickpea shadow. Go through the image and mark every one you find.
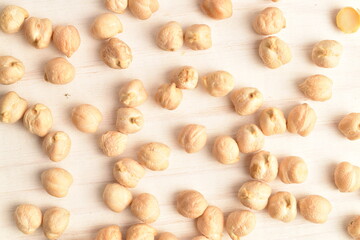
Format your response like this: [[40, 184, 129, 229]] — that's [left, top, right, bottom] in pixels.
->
[[326, 162, 338, 189]]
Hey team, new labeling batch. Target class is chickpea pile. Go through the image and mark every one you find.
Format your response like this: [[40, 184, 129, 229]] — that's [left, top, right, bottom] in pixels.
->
[[1, 0, 360, 240]]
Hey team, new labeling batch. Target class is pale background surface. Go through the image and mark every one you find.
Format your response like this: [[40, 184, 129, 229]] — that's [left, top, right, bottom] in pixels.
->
[[1, 0, 360, 239]]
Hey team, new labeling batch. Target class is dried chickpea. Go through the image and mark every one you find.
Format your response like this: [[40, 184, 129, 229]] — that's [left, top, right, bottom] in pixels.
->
[[278, 156, 308, 184], [236, 124, 264, 154], [0, 5, 29, 33], [259, 107, 286, 135], [176, 190, 208, 219], [44, 57, 75, 85], [71, 104, 103, 133], [42, 131, 71, 162], [128, 0, 159, 20], [101, 38, 132, 69], [91, 13, 123, 40], [157, 232, 178, 240], [259, 36, 291, 69], [119, 79, 148, 107], [298, 195, 332, 223], [113, 158, 145, 188], [225, 210, 256, 240], [53, 25, 81, 57], [103, 183, 133, 212], [23, 17, 52, 48], [156, 21, 183, 51], [237, 180, 271, 210], [287, 103, 317, 137], [42, 207, 70, 240], [201, 71, 234, 97], [178, 124, 207, 153], [95, 225, 122, 240], [14, 204, 42, 234], [131, 193, 160, 223], [99, 131, 127, 157], [184, 24, 212, 50], [348, 216, 360, 240], [338, 113, 360, 140], [249, 150, 278, 182], [192, 237, 209, 240], [172, 66, 198, 90], [23, 104, 53, 137], [253, 7, 286, 35], [155, 83, 183, 110], [0, 91, 27, 123], [105, 0, 128, 14], [41, 168, 73, 198], [196, 206, 224, 240], [200, 0, 232, 20], [0, 56, 25, 85], [334, 162, 360, 192], [267, 192, 297, 222], [116, 107, 144, 134], [126, 224, 157, 240], [137, 142, 170, 171], [336, 7, 360, 34], [230, 87, 263, 115], [312, 40, 343, 68], [212, 136, 240, 164], [299, 75, 333, 102]]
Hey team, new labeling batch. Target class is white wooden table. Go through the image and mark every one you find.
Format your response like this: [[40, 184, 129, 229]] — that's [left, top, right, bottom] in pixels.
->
[[1, 0, 360, 239]]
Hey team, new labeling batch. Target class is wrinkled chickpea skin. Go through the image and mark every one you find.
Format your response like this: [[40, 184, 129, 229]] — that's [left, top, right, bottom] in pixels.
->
[[42, 131, 71, 162], [298, 195, 332, 224], [0, 56, 25, 85], [95, 225, 122, 240], [155, 83, 183, 110], [253, 7, 286, 35], [259, 36, 292, 69], [156, 21, 183, 51], [131, 193, 160, 223], [44, 57, 75, 85], [230, 87, 263, 115], [116, 107, 144, 134], [212, 135, 240, 164], [268, 192, 297, 222], [348, 216, 360, 240], [338, 113, 360, 140], [278, 156, 308, 184], [157, 232, 178, 240], [225, 210, 256, 240], [53, 25, 81, 57], [184, 24, 212, 50], [23, 17, 52, 49], [101, 38, 132, 69], [113, 158, 145, 188], [0, 5, 29, 33], [178, 124, 207, 153], [42, 207, 70, 240], [172, 66, 199, 90], [334, 162, 360, 192], [91, 13, 123, 40], [126, 224, 157, 240], [312, 40, 343, 68], [201, 0, 232, 20], [119, 79, 148, 107], [236, 124, 264, 154], [128, 0, 159, 20], [105, 0, 128, 14], [201, 71, 234, 97], [103, 183, 133, 212], [176, 190, 208, 219], [137, 142, 171, 171], [196, 206, 224, 240], [0, 91, 27, 124], [71, 104, 103, 133], [299, 74, 333, 102], [41, 168, 73, 198], [99, 131, 127, 157], [23, 104, 53, 137], [14, 204, 42, 234], [259, 107, 286, 135], [287, 103, 317, 137], [249, 150, 278, 182], [237, 180, 272, 210]]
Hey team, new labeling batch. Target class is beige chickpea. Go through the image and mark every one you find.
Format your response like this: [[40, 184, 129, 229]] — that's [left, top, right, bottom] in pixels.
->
[[334, 162, 360, 192], [71, 104, 103, 133], [259, 107, 286, 136], [14, 204, 42, 234], [236, 124, 264, 154], [172, 66, 199, 90], [23, 17, 52, 49], [249, 150, 278, 182], [42, 207, 70, 240], [44, 57, 75, 85], [287, 103, 317, 137], [237, 180, 271, 210], [298, 195, 332, 223], [103, 183, 133, 212], [99, 131, 127, 157], [0, 56, 25, 85], [267, 192, 297, 222], [200, 0, 232, 20], [225, 210, 256, 240], [312, 40, 343, 68], [116, 107, 144, 134], [137, 142, 171, 171], [156, 21, 183, 51], [53, 25, 81, 57], [95, 225, 122, 240], [91, 13, 123, 40], [201, 71, 234, 97], [212, 136, 240, 164], [155, 83, 183, 110], [41, 168, 73, 198], [184, 24, 212, 50], [128, 0, 159, 20], [299, 75, 333, 102], [105, 0, 128, 14], [338, 113, 360, 140], [157, 232, 178, 240], [0, 91, 27, 123], [230, 87, 263, 115], [178, 124, 207, 153], [348, 216, 360, 240], [23, 104, 53, 137], [126, 224, 157, 240], [0, 5, 29, 33], [176, 190, 208, 219], [119, 79, 148, 107], [278, 156, 308, 184], [113, 158, 145, 188], [253, 7, 286, 35], [101, 38, 132, 69], [42, 131, 71, 162], [131, 193, 160, 223], [196, 206, 224, 240], [259, 36, 292, 69]]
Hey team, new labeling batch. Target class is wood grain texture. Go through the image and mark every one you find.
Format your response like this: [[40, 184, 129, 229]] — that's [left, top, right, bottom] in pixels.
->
[[1, 0, 360, 239]]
